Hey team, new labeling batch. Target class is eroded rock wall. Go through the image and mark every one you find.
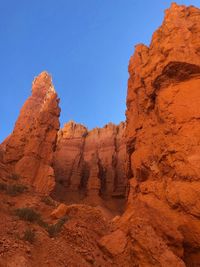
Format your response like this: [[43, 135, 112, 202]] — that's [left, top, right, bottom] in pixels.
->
[[53, 121, 127, 205], [122, 3, 200, 266], [3, 72, 60, 194], [96, 3, 200, 267]]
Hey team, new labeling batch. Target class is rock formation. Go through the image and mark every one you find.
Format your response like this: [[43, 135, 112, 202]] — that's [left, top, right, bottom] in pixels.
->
[[3, 72, 60, 194], [53, 121, 127, 208], [53, 121, 87, 191], [1, 3, 200, 266], [121, 3, 200, 266]]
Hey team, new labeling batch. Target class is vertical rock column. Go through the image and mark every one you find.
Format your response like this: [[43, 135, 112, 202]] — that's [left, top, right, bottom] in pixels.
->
[[4, 72, 60, 194], [53, 121, 88, 189]]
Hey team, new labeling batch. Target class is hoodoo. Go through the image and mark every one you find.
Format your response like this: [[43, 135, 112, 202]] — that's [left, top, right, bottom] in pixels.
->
[[53, 121, 127, 213], [0, 3, 200, 267], [3, 72, 60, 194]]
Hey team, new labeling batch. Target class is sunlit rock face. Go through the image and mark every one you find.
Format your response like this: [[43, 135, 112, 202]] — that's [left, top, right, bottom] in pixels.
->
[[3, 72, 60, 194], [53, 121, 127, 210], [120, 3, 200, 266]]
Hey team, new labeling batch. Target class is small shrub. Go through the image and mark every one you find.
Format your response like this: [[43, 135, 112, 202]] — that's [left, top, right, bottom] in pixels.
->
[[47, 216, 67, 237], [46, 224, 58, 237], [41, 196, 55, 206], [15, 208, 41, 222], [37, 219, 49, 229], [15, 208, 68, 238], [7, 184, 27, 196], [8, 173, 21, 181], [0, 182, 7, 191], [23, 229, 35, 243], [0, 182, 27, 196]]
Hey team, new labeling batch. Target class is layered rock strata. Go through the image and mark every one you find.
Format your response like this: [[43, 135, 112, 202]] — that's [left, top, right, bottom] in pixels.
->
[[3, 72, 60, 194], [53, 121, 127, 205]]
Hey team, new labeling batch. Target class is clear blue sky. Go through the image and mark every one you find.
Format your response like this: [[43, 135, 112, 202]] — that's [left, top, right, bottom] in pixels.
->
[[0, 0, 199, 142]]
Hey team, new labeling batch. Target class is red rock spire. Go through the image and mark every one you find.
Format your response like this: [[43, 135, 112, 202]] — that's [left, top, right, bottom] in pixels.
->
[[4, 71, 60, 194]]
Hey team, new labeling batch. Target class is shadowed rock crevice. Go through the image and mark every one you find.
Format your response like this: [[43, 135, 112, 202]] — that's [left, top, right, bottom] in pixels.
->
[[153, 61, 200, 90], [0, 3, 200, 267], [52, 121, 127, 214]]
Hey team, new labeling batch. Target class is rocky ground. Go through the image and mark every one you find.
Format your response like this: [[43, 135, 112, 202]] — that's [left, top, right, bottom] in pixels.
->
[[1, 2, 200, 267], [0, 173, 117, 267]]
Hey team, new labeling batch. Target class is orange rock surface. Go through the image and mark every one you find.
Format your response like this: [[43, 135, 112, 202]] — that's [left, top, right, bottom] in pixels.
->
[[3, 72, 60, 194], [53, 121, 127, 211], [124, 3, 200, 266], [0, 3, 200, 267], [50, 203, 68, 219]]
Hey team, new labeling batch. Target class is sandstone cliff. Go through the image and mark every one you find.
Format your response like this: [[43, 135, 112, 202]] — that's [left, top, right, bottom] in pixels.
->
[[119, 3, 200, 266], [1, 3, 200, 266], [3, 72, 60, 194], [53, 121, 127, 209]]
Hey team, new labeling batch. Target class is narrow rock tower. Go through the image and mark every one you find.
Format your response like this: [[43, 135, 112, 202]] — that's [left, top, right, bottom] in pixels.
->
[[4, 71, 60, 194]]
